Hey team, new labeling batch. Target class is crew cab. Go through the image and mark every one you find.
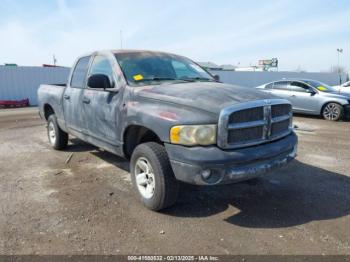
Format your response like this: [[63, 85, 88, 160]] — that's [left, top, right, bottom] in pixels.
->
[[38, 50, 298, 211]]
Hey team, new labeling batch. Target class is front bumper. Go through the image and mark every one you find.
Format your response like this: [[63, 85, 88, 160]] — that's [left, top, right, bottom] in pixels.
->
[[165, 132, 298, 185], [344, 104, 350, 119]]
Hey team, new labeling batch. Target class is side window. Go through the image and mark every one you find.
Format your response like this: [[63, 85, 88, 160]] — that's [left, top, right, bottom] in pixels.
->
[[273, 81, 289, 91], [70, 56, 91, 88], [89, 55, 115, 84], [265, 83, 273, 89], [289, 81, 309, 92]]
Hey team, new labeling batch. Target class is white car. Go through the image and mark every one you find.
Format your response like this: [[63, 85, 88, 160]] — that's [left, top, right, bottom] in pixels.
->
[[334, 81, 350, 93]]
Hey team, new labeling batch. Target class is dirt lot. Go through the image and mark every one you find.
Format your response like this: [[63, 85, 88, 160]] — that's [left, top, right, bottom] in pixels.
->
[[0, 107, 349, 255]]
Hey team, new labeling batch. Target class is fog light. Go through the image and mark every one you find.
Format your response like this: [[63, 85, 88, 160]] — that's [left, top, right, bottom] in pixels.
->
[[201, 169, 211, 180]]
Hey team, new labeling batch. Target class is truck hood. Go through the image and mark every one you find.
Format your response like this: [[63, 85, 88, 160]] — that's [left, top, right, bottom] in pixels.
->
[[134, 82, 276, 114]]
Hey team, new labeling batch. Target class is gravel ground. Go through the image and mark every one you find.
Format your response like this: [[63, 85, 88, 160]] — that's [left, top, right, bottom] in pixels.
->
[[0, 107, 349, 255]]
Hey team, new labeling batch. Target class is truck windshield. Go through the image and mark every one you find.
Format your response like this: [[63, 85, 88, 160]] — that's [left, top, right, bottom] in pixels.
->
[[115, 52, 214, 86]]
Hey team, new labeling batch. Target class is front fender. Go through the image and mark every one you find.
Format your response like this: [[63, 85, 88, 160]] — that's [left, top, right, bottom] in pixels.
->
[[121, 98, 218, 143]]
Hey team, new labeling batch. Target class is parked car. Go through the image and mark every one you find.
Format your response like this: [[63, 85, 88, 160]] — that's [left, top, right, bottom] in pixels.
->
[[256, 79, 350, 121], [333, 81, 350, 94], [38, 50, 297, 211]]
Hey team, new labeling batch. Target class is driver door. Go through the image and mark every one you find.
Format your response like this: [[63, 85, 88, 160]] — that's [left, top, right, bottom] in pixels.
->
[[82, 55, 122, 145], [288, 81, 319, 114]]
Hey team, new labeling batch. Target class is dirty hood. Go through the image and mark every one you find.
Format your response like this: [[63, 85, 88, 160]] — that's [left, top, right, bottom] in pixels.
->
[[134, 82, 277, 114]]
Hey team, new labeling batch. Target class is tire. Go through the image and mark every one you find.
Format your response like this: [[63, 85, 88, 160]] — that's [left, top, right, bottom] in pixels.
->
[[47, 115, 69, 150], [322, 103, 344, 121], [130, 142, 179, 211]]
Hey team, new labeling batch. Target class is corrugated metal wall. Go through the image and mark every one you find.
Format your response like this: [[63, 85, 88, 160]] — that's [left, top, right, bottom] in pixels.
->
[[210, 70, 348, 88], [0, 66, 70, 105], [0, 66, 347, 106]]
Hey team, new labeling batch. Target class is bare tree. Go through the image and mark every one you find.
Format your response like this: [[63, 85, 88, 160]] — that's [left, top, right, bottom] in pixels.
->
[[330, 65, 347, 74]]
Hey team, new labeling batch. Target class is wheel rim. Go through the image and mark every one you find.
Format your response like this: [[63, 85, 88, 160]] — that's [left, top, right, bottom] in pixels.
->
[[134, 157, 155, 199], [324, 103, 340, 120], [48, 121, 56, 145]]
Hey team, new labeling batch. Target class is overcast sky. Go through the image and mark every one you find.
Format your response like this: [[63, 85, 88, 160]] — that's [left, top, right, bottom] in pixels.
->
[[0, 0, 349, 72]]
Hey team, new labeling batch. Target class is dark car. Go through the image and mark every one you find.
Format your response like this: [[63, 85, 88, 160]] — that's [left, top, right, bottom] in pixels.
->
[[38, 50, 297, 211]]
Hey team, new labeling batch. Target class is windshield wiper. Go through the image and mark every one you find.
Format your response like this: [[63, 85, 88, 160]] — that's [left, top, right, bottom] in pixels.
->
[[137, 77, 177, 82], [179, 77, 214, 82], [134, 76, 213, 84], [135, 77, 196, 84]]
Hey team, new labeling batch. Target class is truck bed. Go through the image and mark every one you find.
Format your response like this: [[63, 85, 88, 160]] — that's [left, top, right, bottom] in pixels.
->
[[37, 84, 66, 122]]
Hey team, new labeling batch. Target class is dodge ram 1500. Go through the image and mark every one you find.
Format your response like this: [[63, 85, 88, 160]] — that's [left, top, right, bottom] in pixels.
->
[[38, 50, 298, 210]]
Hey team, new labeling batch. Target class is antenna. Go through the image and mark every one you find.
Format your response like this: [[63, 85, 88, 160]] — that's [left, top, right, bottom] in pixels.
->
[[120, 30, 123, 49]]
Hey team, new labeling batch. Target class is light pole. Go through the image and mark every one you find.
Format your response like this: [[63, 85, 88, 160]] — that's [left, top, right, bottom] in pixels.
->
[[336, 48, 343, 84], [53, 54, 57, 66]]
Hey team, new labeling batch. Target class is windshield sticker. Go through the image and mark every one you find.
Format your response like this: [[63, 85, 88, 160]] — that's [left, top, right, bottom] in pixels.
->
[[317, 86, 327, 91], [133, 74, 144, 81]]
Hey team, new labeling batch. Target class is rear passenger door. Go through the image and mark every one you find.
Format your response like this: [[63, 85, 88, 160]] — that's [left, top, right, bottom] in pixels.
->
[[63, 56, 91, 133], [270, 81, 292, 101]]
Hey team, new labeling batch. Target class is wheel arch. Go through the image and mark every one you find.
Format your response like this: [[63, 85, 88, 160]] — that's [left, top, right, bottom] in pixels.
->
[[122, 125, 163, 159], [43, 103, 55, 120]]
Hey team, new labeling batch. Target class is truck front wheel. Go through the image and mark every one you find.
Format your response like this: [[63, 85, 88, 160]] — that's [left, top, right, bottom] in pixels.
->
[[130, 142, 179, 211], [47, 115, 68, 150]]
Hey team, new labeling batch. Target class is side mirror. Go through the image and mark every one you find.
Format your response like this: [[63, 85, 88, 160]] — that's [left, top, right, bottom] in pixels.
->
[[213, 75, 220, 81], [88, 74, 112, 89], [306, 89, 316, 95]]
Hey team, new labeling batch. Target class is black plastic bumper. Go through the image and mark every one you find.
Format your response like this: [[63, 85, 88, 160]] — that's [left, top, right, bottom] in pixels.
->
[[165, 132, 298, 185], [344, 105, 350, 119]]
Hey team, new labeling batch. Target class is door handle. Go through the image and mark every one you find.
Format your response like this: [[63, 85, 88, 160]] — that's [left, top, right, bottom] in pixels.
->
[[291, 95, 296, 97], [64, 94, 70, 100], [82, 97, 91, 104]]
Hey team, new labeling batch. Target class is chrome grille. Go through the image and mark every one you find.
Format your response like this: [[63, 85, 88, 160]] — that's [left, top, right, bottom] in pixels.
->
[[228, 126, 263, 143], [272, 104, 292, 118], [218, 99, 293, 149], [229, 107, 264, 123]]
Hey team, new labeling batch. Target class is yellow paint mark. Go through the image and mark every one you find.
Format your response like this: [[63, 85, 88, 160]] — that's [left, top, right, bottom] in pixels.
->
[[133, 74, 144, 81], [317, 86, 327, 91]]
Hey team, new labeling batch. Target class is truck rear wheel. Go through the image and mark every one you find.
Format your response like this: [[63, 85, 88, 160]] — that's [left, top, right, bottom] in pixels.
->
[[47, 115, 68, 150], [130, 142, 179, 211]]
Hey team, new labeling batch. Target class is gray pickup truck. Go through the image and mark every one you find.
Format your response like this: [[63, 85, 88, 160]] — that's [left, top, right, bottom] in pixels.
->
[[38, 50, 298, 211]]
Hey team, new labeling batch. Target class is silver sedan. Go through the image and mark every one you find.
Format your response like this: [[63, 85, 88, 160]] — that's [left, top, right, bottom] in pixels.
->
[[256, 79, 350, 121]]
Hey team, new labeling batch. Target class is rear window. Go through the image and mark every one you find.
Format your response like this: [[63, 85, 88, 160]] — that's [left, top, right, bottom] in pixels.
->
[[70, 56, 91, 88]]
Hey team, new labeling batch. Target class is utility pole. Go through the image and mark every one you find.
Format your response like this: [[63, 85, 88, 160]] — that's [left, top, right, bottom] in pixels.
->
[[336, 48, 343, 84]]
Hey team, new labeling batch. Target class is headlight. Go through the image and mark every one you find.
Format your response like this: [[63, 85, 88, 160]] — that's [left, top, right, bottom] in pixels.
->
[[170, 125, 217, 146]]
